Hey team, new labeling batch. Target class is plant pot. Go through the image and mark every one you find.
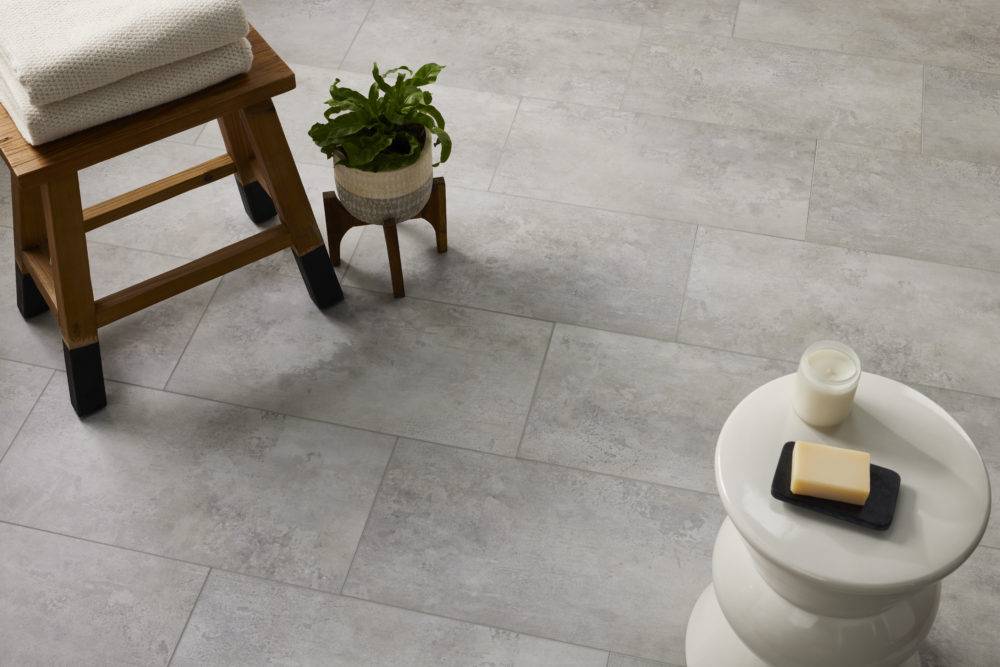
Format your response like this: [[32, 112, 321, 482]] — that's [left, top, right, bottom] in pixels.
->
[[333, 131, 434, 225]]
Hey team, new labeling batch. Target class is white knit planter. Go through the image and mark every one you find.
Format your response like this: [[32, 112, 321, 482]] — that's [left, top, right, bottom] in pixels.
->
[[333, 131, 434, 225]]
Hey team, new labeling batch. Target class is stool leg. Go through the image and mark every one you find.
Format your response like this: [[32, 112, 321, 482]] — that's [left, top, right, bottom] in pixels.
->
[[419, 177, 448, 254], [42, 174, 106, 417], [218, 112, 277, 224], [11, 179, 50, 319], [239, 100, 344, 309], [383, 223, 405, 298]]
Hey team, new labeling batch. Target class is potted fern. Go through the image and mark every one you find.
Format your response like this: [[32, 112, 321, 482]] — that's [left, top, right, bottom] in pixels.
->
[[309, 63, 451, 225]]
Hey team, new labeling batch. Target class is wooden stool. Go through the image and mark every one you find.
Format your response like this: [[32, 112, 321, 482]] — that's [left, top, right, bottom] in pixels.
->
[[323, 177, 447, 298], [0, 29, 343, 417]]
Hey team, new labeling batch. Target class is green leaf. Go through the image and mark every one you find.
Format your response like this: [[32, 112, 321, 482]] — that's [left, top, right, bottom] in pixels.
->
[[411, 63, 443, 86], [340, 132, 394, 168], [309, 62, 451, 171]]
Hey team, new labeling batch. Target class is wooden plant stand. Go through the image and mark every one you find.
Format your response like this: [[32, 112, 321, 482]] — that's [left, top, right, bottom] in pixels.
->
[[323, 177, 447, 298], [0, 29, 343, 417]]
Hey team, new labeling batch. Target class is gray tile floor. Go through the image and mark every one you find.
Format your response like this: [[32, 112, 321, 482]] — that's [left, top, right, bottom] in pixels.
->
[[1, 1, 999, 664]]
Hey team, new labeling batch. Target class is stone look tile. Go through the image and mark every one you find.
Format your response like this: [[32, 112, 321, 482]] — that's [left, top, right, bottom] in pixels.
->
[[343, 440, 724, 664], [467, 0, 737, 35], [807, 142, 1000, 272], [919, 546, 1000, 666], [0, 522, 206, 666], [734, 0, 1000, 74], [344, 188, 696, 338], [0, 228, 216, 389], [521, 325, 792, 492], [923, 66, 1000, 164], [0, 360, 51, 458], [0, 380, 394, 592], [168, 269, 552, 455], [199, 64, 519, 190], [342, 0, 640, 108], [242, 0, 375, 69], [678, 227, 1000, 398], [915, 385, 1000, 550], [492, 98, 815, 239], [625, 30, 922, 151], [173, 570, 609, 665]]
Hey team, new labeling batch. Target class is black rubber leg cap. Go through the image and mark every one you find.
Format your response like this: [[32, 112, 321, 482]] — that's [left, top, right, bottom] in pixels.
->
[[63, 342, 108, 418], [294, 246, 344, 310], [15, 263, 49, 319], [236, 177, 277, 224]]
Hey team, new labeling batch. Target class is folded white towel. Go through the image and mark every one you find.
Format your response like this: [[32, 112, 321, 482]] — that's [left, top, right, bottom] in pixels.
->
[[0, 0, 248, 106], [0, 39, 252, 145]]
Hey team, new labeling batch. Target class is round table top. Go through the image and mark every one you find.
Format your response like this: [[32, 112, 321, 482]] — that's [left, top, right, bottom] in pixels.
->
[[716, 372, 991, 595]]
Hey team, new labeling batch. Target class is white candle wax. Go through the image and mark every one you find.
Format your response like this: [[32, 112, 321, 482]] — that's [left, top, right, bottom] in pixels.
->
[[792, 341, 861, 427]]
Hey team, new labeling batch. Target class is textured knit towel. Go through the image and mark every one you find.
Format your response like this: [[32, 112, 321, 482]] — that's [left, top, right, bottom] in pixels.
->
[[0, 0, 248, 106], [0, 39, 252, 145]]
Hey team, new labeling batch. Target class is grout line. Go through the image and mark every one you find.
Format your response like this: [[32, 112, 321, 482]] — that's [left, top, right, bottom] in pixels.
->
[[163, 278, 224, 390], [339, 437, 398, 595], [486, 97, 522, 192], [167, 567, 212, 666], [336, 0, 378, 70], [801, 139, 820, 240], [514, 323, 556, 458], [0, 370, 56, 469], [190, 123, 207, 146], [672, 225, 701, 342], [0, 518, 212, 570], [404, 433, 721, 499]]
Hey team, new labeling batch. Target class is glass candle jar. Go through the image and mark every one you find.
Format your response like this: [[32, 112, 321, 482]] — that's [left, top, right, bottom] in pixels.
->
[[792, 340, 862, 427]]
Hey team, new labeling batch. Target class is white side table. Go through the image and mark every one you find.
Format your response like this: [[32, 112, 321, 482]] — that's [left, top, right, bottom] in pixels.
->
[[685, 372, 991, 667]]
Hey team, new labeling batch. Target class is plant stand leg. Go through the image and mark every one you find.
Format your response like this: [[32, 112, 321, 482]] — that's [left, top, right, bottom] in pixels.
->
[[323, 192, 364, 266], [383, 222, 405, 298], [218, 112, 277, 224], [419, 177, 448, 253], [239, 100, 344, 309]]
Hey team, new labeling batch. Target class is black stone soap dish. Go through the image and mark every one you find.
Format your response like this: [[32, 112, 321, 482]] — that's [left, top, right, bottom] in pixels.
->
[[770, 441, 901, 531]]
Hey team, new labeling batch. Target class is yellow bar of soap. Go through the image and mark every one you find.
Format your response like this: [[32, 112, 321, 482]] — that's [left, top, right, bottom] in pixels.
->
[[790, 440, 871, 505]]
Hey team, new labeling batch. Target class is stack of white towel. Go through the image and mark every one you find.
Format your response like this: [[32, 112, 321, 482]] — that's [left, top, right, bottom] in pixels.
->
[[0, 0, 253, 145]]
